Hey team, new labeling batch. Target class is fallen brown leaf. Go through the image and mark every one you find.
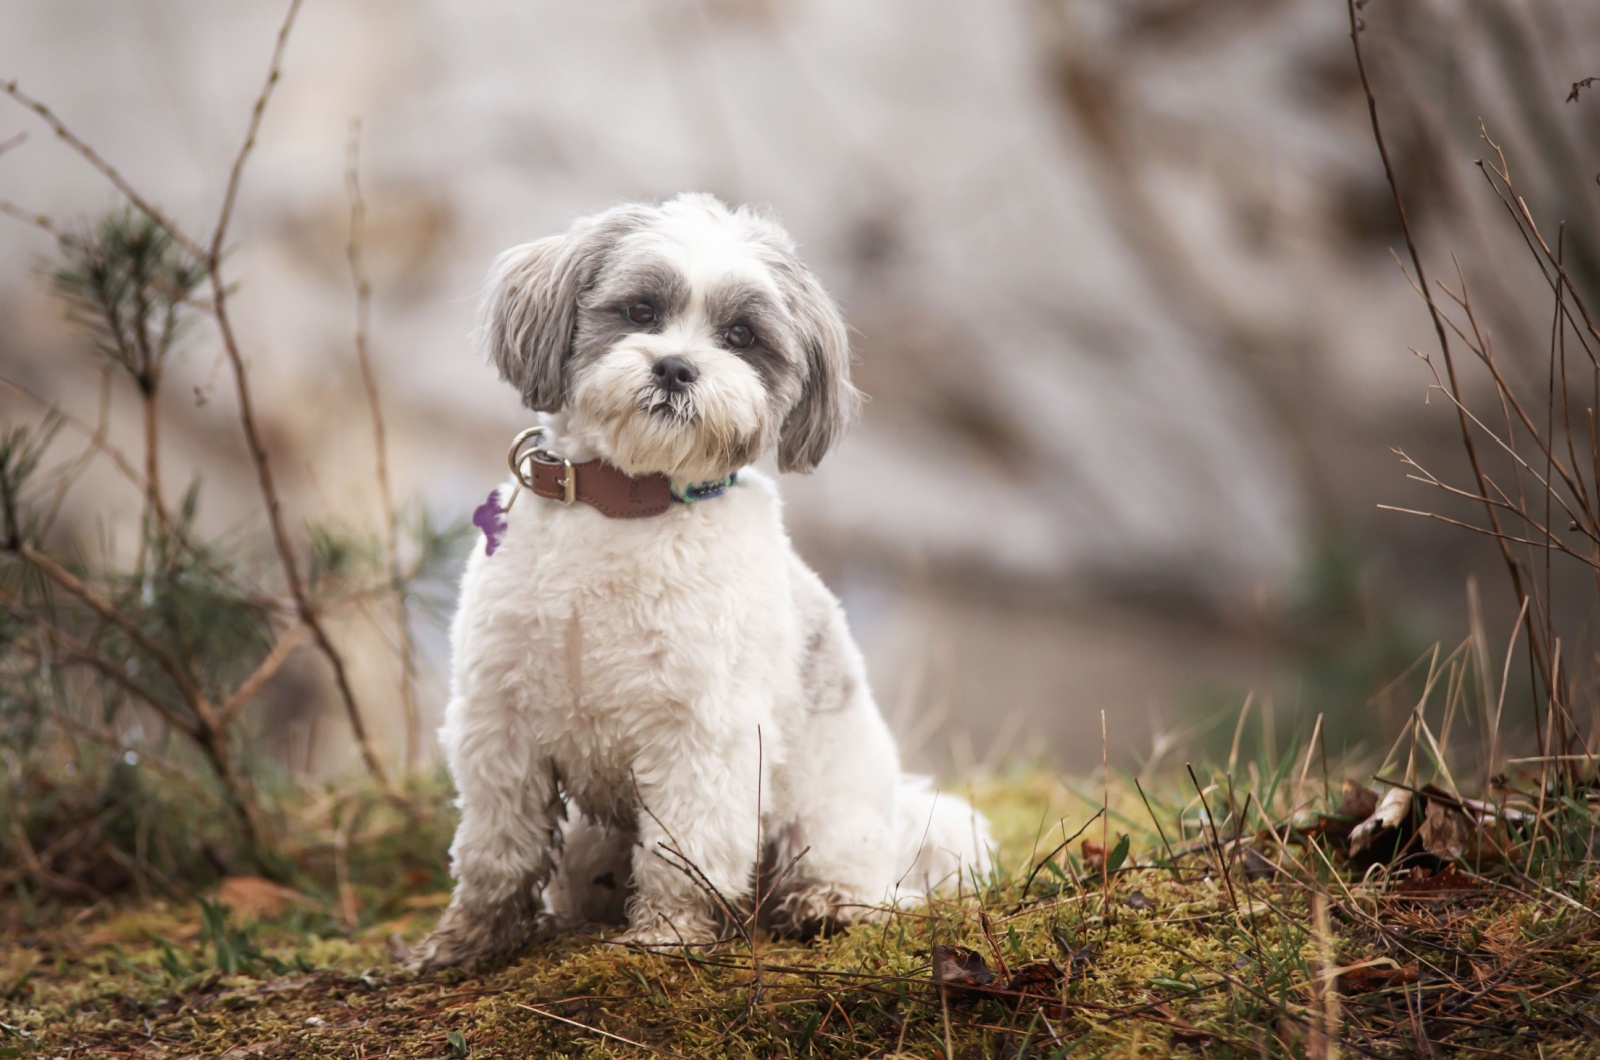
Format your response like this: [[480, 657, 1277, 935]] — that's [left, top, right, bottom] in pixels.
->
[[931, 947, 1064, 1010], [1419, 797, 1475, 860], [1338, 780, 1380, 823], [1004, 959, 1063, 1001], [931, 944, 995, 997], [216, 876, 308, 921], [1312, 781, 1383, 841], [1394, 863, 1477, 895], [1338, 963, 1420, 993]]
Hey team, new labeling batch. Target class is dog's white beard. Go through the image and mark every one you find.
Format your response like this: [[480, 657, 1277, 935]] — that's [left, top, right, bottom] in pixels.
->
[[571, 349, 770, 481]]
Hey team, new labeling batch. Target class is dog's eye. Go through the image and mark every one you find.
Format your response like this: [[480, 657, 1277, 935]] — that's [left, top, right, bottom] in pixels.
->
[[724, 323, 754, 349], [627, 302, 656, 326]]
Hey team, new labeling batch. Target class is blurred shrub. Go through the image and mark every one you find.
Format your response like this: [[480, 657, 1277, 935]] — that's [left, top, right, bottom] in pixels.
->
[[1, 206, 464, 912]]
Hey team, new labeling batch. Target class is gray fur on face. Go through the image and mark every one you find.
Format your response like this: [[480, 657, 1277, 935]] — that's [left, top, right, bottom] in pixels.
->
[[571, 258, 691, 375], [768, 258, 860, 474], [704, 279, 798, 398], [480, 205, 653, 411], [581, 259, 691, 325], [713, 201, 861, 472]]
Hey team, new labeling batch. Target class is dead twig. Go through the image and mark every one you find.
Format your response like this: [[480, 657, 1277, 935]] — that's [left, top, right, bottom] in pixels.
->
[[198, 0, 388, 787], [1346, 0, 1555, 748], [345, 119, 420, 772], [0, 80, 206, 260]]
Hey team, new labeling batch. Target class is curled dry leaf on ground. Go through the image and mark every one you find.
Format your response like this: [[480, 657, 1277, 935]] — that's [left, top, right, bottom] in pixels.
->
[[1334, 779, 1380, 830], [930, 943, 1067, 1009], [1392, 863, 1478, 895], [1347, 785, 1413, 863], [931, 943, 997, 994], [1079, 833, 1129, 873], [1338, 780, 1540, 868], [1418, 794, 1477, 860], [1336, 960, 1422, 995]]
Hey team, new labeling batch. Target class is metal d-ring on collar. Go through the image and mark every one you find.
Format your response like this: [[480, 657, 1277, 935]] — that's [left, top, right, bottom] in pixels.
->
[[505, 426, 575, 511]]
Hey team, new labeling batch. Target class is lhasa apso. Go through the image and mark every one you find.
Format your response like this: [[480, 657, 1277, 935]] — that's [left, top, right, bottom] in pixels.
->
[[412, 193, 992, 969]]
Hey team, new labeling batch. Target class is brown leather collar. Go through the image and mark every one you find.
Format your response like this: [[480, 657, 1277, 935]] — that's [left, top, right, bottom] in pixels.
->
[[507, 426, 741, 519], [519, 450, 674, 519]]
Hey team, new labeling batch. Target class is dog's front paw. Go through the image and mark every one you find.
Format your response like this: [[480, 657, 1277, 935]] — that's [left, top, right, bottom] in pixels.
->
[[407, 900, 533, 973], [768, 885, 883, 941], [615, 910, 723, 950]]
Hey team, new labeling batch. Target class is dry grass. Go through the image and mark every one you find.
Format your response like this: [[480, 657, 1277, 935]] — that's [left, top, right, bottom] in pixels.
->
[[4, 700, 1598, 1060]]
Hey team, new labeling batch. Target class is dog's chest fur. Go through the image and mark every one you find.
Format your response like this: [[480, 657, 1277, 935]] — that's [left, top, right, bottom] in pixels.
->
[[450, 469, 799, 824]]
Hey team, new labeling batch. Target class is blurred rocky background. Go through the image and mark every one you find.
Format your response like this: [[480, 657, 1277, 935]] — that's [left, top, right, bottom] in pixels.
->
[[4, 0, 1598, 776]]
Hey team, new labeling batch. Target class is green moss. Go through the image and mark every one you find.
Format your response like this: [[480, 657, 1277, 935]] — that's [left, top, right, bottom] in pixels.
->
[[5, 770, 1599, 1058]]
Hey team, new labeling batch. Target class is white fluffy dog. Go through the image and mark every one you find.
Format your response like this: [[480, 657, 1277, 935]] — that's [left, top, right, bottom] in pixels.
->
[[411, 193, 992, 970]]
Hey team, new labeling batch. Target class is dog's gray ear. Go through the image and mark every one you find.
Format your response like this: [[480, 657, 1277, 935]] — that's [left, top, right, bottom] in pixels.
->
[[480, 208, 645, 411], [777, 269, 861, 473]]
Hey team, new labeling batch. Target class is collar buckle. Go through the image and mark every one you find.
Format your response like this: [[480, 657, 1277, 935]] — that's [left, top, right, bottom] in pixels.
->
[[558, 459, 577, 505], [508, 426, 577, 510]]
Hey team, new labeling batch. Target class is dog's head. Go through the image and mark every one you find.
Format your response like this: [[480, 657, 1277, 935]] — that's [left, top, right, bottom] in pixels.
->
[[481, 193, 859, 481]]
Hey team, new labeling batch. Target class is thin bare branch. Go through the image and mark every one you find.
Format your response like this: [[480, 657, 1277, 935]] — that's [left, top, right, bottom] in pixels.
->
[[1396, 422, 1591, 554], [1404, 349, 1594, 544], [1347, 0, 1554, 732], [1433, 263, 1595, 526], [0, 80, 205, 261], [198, 0, 387, 786], [1479, 133, 1600, 355], [1377, 505, 1600, 567], [221, 623, 308, 722], [210, 0, 304, 260], [345, 119, 419, 770]]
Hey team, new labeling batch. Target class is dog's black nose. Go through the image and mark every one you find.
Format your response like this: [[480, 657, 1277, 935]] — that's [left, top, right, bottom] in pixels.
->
[[651, 355, 699, 391]]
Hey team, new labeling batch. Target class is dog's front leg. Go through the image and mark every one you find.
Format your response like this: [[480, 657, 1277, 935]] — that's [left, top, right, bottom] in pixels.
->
[[410, 704, 561, 971], [619, 741, 762, 948]]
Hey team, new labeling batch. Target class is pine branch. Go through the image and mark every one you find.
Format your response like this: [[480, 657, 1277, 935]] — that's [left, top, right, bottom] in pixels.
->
[[6, 546, 265, 849], [6, 601, 200, 740]]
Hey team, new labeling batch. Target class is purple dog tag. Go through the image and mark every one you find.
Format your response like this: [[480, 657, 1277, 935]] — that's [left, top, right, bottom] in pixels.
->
[[473, 489, 508, 556]]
